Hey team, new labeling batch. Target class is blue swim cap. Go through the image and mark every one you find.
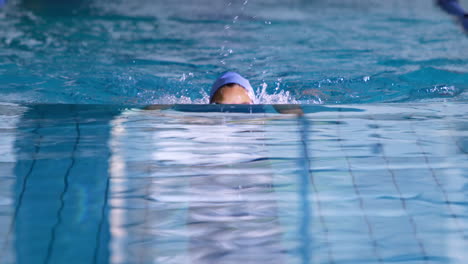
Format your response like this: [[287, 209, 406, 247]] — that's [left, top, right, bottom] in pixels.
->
[[210, 72, 256, 103]]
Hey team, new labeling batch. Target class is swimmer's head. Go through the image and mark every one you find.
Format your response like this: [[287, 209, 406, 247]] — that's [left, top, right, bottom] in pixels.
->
[[210, 83, 254, 104], [210, 72, 256, 104]]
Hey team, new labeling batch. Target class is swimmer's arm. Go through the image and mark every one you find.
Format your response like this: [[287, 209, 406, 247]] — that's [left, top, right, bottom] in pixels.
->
[[144, 104, 304, 115], [142, 104, 304, 124], [143, 105, 172, 111], [273, 104, 304, 116]]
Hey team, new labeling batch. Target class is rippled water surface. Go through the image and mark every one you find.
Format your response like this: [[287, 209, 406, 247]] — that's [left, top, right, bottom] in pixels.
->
[[1, 0, 468, 104], [0, 102, 467, 264]]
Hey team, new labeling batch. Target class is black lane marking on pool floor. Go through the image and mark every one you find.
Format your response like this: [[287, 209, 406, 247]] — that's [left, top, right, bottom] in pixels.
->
[[93, 151, 112, 264], [408, 118, 467, 241], [368, 115, 429, 263], [44, 118, 81, 264], [336, 111, 383, 263], [0, 123, 43, 262], [298, 115, 312, 264], [298, 115, 336, 264]]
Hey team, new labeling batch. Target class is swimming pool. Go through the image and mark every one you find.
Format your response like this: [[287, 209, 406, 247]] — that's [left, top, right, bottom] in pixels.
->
[[1, 0, 467, 104], [0, 102, 467, 264], [1, 0, 467, 264]]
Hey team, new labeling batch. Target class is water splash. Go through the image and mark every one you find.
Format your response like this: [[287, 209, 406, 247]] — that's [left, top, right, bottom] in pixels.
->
[[409, 84, 464, 99], [147, 84, 300, 105], [255, 82, 299, 104]]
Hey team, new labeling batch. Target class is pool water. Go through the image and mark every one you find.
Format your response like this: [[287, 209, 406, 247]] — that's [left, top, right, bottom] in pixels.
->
[[0, 102, 467, 264], [1, 0, 468, 264], [1, 0, 468, 104]]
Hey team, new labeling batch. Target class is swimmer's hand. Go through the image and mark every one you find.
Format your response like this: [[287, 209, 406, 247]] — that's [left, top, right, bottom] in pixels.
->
[[273, 105, 304, 116], [462, 14, 468, 32], [437, 0, 466, 17], [144, 105, 172, 111]]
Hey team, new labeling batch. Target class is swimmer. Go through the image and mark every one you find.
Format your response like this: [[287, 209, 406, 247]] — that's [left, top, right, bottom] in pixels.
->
[[146, 71, 256, 109], [437, 0, 468, 32], [146, 71, 303, 115], [209, 72, 256, 104], [209, 72, 303, 114]]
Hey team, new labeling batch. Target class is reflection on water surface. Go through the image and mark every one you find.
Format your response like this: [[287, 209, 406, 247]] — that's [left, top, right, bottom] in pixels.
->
[[0, 103, 467, 264]]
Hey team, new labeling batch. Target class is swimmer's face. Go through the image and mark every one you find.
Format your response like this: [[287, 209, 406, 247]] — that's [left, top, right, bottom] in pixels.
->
[[210, 84, 253, 104]]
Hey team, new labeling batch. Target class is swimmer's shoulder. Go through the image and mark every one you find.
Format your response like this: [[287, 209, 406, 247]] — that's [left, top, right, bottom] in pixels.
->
[[143, 104, 306, 115], [143, 104, 275, 114]]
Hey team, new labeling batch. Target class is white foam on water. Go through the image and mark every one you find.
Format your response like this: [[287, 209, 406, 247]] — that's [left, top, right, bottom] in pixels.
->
[[146, 85, 302, 105], [255, 82, 299, 104]]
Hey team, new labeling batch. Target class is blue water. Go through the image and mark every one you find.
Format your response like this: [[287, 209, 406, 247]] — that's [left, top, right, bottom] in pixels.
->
[[1, 0, 468, 264], [0, 102, 467, 264], [1, 0, 468, 104]]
